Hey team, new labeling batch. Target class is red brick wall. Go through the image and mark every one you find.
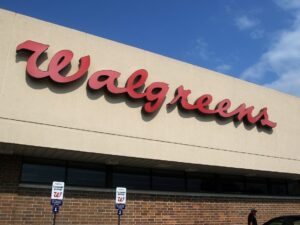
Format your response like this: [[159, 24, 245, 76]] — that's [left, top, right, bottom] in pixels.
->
[[1, 154, 300, 225]]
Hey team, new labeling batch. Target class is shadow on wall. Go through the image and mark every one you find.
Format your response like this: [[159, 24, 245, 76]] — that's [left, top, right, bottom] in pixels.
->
[[16, 52, 273, 134], [86, 84, 162, 122], [166, 100, 273, 135], [16, 51, 88, 94]]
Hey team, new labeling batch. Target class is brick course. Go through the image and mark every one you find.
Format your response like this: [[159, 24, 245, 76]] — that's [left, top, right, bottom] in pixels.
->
[[1, 154, 300, 225]]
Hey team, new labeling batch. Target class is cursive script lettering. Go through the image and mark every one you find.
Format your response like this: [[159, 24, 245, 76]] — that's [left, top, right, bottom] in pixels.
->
[[16, 40, 277, 129], [169, 86, 276, 128], [16, 40, 90, 83], [88, 69, 169, 113]]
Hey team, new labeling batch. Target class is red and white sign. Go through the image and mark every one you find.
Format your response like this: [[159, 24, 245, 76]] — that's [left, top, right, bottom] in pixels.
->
[[115, 187, 127, 205], [16, 40, 277, 129], [51, 181, 65, 201]]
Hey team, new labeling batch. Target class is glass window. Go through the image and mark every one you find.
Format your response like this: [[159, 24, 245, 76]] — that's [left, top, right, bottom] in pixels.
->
[[283, 219, 295, 225], [112, 166, 151, 190], [19, 158, 300, 197], [246, 178, 268, 195], [270, 180, 287, 196], [293, 220, 300, 225], [21, 163, 65, 184], [187, 173, 217, 193], [67, 167, 106, 187], [265, 218, 285, 225], [267, 220, 284, 225], [287, 181, 300, 196], [187, 177, 202, 192], [152, 169, 185, 192], [219, 175, 245, 194]]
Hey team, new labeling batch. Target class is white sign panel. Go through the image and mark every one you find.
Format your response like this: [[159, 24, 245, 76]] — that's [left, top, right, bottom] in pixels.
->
[[51, 181, 65, 200], [115, 187, 126, 205]]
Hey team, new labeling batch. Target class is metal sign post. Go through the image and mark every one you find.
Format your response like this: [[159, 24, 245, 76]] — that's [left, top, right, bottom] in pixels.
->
[[115, 187, 126, 225], [50, 181, 65, 225]]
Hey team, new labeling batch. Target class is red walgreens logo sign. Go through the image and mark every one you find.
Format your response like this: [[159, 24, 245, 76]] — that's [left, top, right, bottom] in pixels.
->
[[16, 40, 276, 129]]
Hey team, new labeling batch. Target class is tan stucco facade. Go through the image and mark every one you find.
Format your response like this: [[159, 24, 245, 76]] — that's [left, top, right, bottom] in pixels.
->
[[1, 9, 300, 177]]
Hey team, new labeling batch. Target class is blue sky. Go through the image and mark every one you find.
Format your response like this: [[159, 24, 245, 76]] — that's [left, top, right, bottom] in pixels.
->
[[1, 0, 300, 97]]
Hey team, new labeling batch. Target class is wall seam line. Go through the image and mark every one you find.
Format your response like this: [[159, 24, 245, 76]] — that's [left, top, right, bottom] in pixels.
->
[[1, 116, 299, 162]]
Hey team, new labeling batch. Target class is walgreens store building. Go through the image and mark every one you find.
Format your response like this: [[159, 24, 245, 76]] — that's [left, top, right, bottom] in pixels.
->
[[1, 9, 300, 225]]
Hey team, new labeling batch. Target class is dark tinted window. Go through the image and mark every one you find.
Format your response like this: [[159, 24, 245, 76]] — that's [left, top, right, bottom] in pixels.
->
[[187, 177, 202, 192], [187, 173, 216, 193], [20, 158, 299, 197], [21, 163, 65, 184], [112, 166, 151, 190], [266, 218, 284, 225], [287, 181, 300, 196], [293, 219, 300, 225], [67, 167, 106, 187], [246, 178, 268, 195], [219, 175, 245, 194], [152, 170, 185, 192], [270, 180, 287, 196]]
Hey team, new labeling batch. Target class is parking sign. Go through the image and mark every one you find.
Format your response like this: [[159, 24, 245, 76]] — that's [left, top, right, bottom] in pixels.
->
[[115, 187, 126, 205], [51, 181, 64, 206]]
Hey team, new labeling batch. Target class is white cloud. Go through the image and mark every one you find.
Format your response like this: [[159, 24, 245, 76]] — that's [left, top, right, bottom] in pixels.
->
[[265, 71, 300, 96], [241, 1, 300, 97], [216, 64, 232, 73], [234, 15, 264, 39], [194, 38, 210, 60], [186, 37, 213, 61], [274, 0, 300, 11], [186, 38, 232, 74], [250, 29, 265, 39], [235, 15, 259, 30]]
